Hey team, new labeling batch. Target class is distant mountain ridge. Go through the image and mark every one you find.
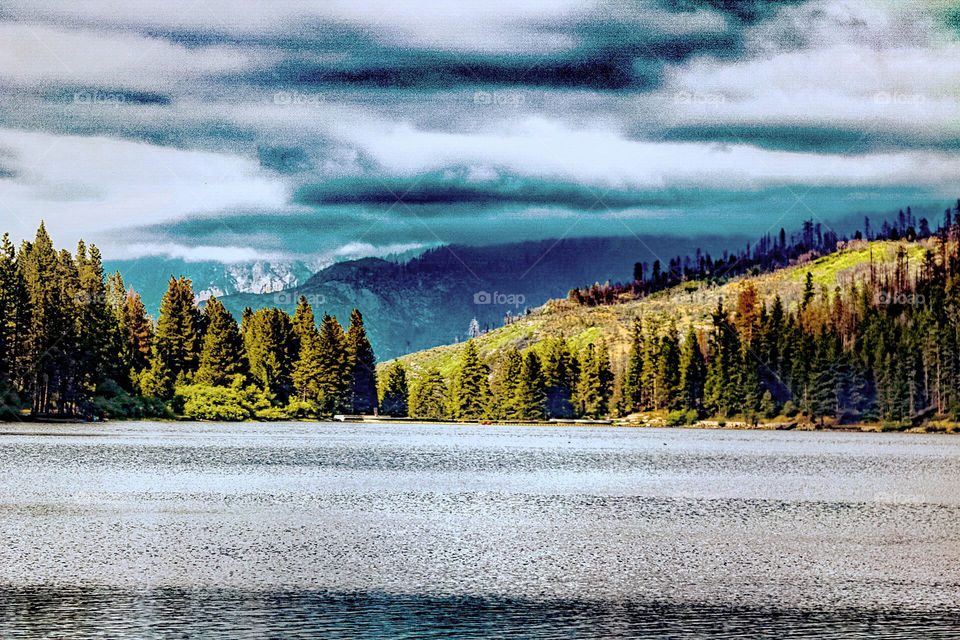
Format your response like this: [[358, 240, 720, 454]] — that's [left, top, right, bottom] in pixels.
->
[[103, 257, 321, 313], [216, 235, 750, 360]]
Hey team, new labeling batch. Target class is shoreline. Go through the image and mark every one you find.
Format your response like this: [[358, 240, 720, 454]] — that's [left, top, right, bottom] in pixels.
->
[[2, 416, 958, 435]]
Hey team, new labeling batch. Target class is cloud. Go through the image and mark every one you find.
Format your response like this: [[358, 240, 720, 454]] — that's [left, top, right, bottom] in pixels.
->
[[109, 242, 285, 263], [0, 23, 258, 92], [0, 0, 958, 267], [0, 128, 288, 243]]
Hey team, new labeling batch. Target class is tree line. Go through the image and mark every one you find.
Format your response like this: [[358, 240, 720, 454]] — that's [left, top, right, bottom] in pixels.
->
[[388, 213, 960, 427], [568, 206, 948, 307], [0, 223, 379, 420]]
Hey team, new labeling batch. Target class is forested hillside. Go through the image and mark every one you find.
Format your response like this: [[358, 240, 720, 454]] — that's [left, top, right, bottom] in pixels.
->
[[3, 204, 959, 428], [216, 235, 753, 360], [384, 205, 960, 429]]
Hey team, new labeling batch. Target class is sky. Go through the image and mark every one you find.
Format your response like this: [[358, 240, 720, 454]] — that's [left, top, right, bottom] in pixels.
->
[[0, 0, 959, 265]]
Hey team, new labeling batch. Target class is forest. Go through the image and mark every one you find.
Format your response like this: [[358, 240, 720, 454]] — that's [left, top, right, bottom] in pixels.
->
[[0, 223, 378, 421], [3, 207, 960, 428], [397, 205, 960, 428]]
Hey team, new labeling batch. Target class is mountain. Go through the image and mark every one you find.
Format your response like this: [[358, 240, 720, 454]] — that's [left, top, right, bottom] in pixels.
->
[[216, 235, 750, 361], [384, 238, 929, 381], [103, 257, 320, 313]]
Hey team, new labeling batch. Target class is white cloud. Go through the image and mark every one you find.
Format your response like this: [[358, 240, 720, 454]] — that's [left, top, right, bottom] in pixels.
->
[[0, 128, 288, 242], [337, 117, 960, 191], [110, 242, 284, 263], [0, 23, 259, 91], [655, 0, 960, 138], [333, 241, 427, 258]]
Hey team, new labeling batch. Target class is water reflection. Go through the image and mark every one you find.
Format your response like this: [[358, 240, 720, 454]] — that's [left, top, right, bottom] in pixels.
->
[[2, 587, 958, 639]]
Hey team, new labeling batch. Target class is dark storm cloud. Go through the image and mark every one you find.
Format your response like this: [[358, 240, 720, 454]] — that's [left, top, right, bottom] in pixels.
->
[[293, 174, 767, 211], [656, 0, 807, 25], [234, 16, 743, 93], [658, 125, 960, 154]]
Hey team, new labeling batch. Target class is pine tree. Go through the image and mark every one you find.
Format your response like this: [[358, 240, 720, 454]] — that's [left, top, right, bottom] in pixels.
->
[[541, 337, 577, 418], [654, 325, 681, 410], [291, 297, 322, 403], [150, 276, 200, 393], [574, 342, 611, 418], [679, 326, 705, 412], [449, 340, 491, 420], [516, 351, 546, 420], [124, 289, 153, 373], [315, 313, 347, 414], [379, 362, 409, 417], [245, 307, 297, 401], [801, 272, 815, 311], [492, 347, 524, 420], [623, 317, 644, 413], [0, 233, 26, 401], [345, 309, 378, 414], [704, 300, 744, 417], [196, 297, 245, 385], [410, 369, 449, 420], [20, 224, 71, 414]]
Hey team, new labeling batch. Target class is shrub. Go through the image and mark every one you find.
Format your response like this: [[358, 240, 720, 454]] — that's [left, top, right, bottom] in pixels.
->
[[667, 409, 699, 426], [179, 385, 251, 421], [666, 409, 687, 426], [254, 406, 287, 421], [782, 400, 799, 418], [284, 399, 319, 419], [89, 380, 173, 420]]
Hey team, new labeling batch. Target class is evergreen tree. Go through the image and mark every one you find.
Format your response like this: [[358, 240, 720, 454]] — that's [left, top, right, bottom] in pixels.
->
[[0, 234, 26, 402], [623, 317, 644, 413], [541, 337, 577, 418], [410, 369, 449, 420], [449, 340, 491, 420], [291, 297, 322, 403], [801, 272, 815, 311], [21, 223, 61, 413], [679, 326, 705, 412], [379, 362, 409, 417], [704, 300, 744, 417], [345, 309, 378, 414], [123, 289, 153, 374], [147, 276, 200, 397], [574, 342, 611, 418], [245, 307, 297, 401], [315, 313, 348, 414], [516, 351, 546, 420], [196, 297, 245, 385], [492, 347, 524, 420], [654, 325, 681, 410]]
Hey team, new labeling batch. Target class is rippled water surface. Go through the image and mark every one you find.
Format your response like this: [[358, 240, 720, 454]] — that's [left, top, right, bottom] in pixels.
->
[[1, 421, 959, 638]]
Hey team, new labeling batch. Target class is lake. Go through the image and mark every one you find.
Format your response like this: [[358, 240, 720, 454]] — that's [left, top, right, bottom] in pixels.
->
[[1, 421, 959, 638]]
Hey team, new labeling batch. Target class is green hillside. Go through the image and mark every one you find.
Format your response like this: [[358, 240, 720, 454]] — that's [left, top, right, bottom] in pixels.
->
[[381, 238, 934, 382]]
